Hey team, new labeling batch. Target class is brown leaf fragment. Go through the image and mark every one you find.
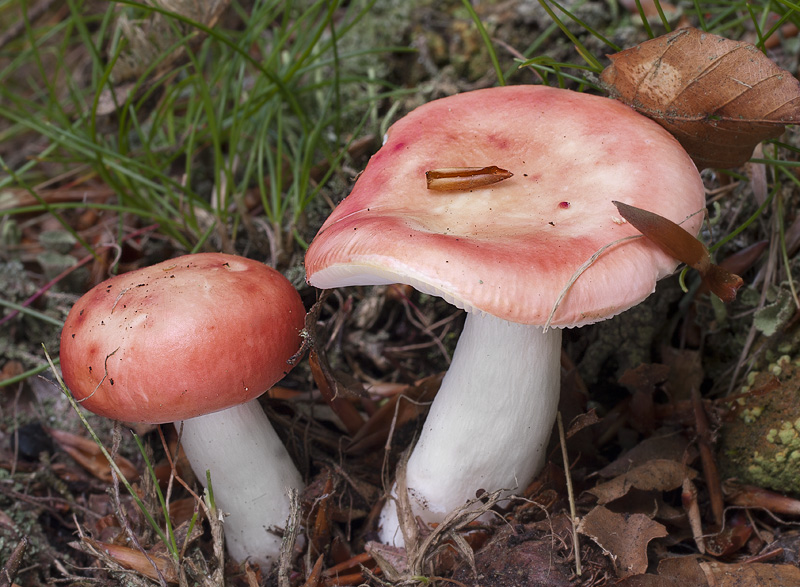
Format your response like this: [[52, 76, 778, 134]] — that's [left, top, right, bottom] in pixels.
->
[[599, 430, 692, 478], [346, 374, 441, 454], [300, 554, 324, 587], [425, 166, 513, 191], [0, 536, 27, 587], [601, 27, 800, 170], [588, 459, 696, 504], [47, 427, 140, 483], [578, 505, 668, 578], [704, 516, 753, 558], [451, 523, 573, 587], [566, 408, 600, 439], [83, 537, 179, 583], [615, 556, 711, 586], [699, 560, 800, 586], [703, 263, 746, 304], [309, 348, 366, 437], [364, 542, 408, 583], [613, 201, 743, 302], [614, 201, 708, 270]]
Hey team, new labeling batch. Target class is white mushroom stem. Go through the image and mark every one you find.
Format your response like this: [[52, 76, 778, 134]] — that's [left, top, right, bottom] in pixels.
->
[[176, 399, 303, 567], [378, 312, 562, 546]]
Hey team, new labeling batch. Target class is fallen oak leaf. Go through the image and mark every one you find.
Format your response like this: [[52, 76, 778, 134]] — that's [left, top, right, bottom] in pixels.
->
[[599, 431, 693, 478], [587, 459, 696, 504], [601, 27, 800, 170], [613, 201, 743, 302], [577, 506, 668, 578]]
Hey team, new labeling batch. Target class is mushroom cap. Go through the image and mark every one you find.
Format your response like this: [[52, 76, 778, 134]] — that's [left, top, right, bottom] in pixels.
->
[[305, 85, 705, 327], [60, 253, 305, 423]]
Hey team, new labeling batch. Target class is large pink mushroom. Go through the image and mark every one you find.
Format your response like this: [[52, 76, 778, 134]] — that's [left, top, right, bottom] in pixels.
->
[[60, 252, 305, 567], [304, 85, 705, 545]]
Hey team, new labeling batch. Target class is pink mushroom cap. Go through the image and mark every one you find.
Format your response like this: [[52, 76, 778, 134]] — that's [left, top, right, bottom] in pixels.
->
[[305, 85, 705, 326], [60, 253, 306, 423]]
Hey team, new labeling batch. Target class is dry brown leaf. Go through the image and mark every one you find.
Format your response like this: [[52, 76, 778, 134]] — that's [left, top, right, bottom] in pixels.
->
[[699, 560, 800, 586], [450, 523, 573, 586], [615, 556, 708, 586], [599, 431, 691, 478], [47, 427, 140, 483], [566, 409, 600, 439], [588, 459, 695, 504], [578, 506, 668, 578], [83, 537, 179, 583], [613, 201, 744, 302], [601, 27, 800, 170]]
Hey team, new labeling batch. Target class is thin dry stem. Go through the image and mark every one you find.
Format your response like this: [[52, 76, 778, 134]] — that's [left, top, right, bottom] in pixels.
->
[[557, 412, 581, 577]]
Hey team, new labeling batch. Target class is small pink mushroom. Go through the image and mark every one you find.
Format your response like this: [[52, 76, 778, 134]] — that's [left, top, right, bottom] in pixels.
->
[[60, 253, 305, 567]]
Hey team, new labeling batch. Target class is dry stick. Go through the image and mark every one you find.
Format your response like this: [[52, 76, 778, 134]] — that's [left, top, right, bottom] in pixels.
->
[[278, 488, 301, 587], [691, 387, 724, 528], [556, 412, 581, 577]]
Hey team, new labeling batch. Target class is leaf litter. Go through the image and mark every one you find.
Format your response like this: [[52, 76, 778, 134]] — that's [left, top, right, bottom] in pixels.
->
[[4, 9, 800, 587]]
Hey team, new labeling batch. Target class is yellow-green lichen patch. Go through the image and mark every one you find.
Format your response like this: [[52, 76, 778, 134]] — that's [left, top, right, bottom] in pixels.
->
[[778, 422, 798, 445], [719, 360, 800, 495], [739, 406, 764, 423]]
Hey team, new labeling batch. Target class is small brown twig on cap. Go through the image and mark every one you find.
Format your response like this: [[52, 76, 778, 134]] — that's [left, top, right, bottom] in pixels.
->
[[425, 166, 513, 191]]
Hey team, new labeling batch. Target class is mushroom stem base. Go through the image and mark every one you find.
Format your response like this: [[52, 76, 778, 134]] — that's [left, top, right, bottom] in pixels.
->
[[379, 313, 561, 546], [176, 399, 302, 567]]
